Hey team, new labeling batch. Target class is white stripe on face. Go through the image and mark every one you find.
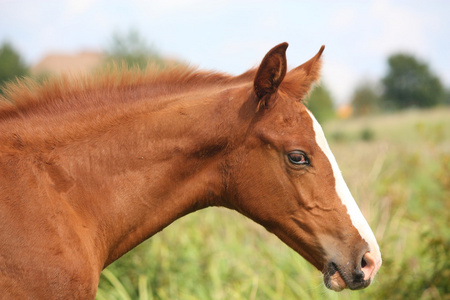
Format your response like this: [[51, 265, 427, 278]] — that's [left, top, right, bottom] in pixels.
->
[[306, 109, 381, 265]]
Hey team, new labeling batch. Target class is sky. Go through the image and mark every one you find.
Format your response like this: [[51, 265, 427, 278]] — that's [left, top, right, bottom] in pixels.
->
[[1, 0, 449, 105]]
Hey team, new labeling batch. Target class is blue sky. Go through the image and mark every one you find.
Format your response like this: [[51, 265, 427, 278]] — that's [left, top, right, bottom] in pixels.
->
[[1, 0, 449, 104]]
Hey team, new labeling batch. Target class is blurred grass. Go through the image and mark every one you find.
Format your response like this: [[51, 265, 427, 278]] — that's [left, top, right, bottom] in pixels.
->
[[96, 107, 450, 300]]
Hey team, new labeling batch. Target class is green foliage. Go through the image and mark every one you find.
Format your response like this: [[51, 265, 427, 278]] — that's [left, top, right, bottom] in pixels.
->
[[0, 41, 28, 94], [104, 30, 165, 70], [96, 108, 450, 300], [369, 121, 450, 299], [324, 108, 450, 299], [444, 89, 450, 105], [382, 54, 445, 110], [305, 84, 335, 123], [360, 127, 375, 141], [351, 82, 381, 116]]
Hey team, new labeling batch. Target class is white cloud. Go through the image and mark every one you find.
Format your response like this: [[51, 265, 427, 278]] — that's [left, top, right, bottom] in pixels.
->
[[366, 0, 431, 56], [65, 0, 97, 14], [330, 7, 358, 31], [131, 0, 228, 19]]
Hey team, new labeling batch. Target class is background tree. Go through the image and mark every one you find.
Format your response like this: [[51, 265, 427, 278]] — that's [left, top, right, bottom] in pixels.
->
[[444, 89, 450, 105], [0, 41, 28, 94], [382, 53, 444, 110], [305, 84, 335, 123], [104, 30, 165, 69], [351, 81, 381, 116]]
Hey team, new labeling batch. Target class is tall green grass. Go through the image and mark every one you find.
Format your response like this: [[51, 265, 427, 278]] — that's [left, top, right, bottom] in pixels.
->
[[96, 108, 450, 300]]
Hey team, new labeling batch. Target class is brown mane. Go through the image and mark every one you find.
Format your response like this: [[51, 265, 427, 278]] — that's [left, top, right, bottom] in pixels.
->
[[0, 57, 320, 122], [0, 63, 256, 120]]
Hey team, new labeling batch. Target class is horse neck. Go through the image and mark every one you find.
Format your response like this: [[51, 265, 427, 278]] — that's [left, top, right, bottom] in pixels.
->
[[32, 85, 246, 267]]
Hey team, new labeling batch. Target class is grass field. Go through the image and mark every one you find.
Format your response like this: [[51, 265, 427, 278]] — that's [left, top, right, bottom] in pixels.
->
[[96, 107, 450, 300]]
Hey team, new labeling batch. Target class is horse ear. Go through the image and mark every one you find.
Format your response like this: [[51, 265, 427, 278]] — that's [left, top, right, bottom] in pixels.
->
[[281, 45, 325, 101], [254, 42, 288, 101], [295, 45, 325, 76]]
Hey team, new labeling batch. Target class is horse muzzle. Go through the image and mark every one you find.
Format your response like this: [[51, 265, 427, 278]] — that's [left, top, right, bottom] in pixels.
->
[[323, 250, 381, 291]]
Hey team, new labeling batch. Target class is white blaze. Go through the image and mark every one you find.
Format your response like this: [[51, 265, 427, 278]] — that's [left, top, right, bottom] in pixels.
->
[[306, 110, 381, 264]]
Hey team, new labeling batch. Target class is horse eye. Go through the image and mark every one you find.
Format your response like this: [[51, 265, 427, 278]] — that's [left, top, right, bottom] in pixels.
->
[[287, 151, 310, 166]]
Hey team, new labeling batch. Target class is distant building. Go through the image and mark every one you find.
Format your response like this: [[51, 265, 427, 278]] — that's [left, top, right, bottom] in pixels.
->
[[337, 104, 353, 119], [31, 51, 104, 75]]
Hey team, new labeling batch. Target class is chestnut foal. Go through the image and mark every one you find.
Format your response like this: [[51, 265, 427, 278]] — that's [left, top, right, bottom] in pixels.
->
[[0, 43, 381, 298]]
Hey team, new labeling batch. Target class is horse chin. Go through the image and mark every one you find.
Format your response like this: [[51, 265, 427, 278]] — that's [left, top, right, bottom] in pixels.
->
[[323, 263, 347, 292], [325, 272, 347, 291]]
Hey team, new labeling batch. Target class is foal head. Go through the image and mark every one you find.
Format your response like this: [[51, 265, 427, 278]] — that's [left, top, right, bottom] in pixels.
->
[[225, 43, 381, 291]]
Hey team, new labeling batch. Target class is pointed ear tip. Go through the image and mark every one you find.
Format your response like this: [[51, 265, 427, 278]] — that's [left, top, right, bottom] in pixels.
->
[[276, 42, 289, 53], [319, 45, 325, 55]]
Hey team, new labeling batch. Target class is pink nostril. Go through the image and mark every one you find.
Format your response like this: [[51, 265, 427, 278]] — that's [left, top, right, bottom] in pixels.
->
[[361, 256, 367, 268], [361, 251, 377, 281]]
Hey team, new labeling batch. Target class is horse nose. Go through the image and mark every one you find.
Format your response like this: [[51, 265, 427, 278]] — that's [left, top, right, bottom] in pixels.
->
[[347, 251, 379, 290], [361, 251, 378, 281]]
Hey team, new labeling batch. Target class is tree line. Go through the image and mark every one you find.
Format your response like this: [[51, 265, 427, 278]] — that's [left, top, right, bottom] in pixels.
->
[[351, 53, 449, 116], [307, 52, 449, 122], [1, 34, 449, 121]]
